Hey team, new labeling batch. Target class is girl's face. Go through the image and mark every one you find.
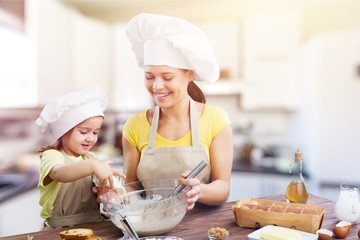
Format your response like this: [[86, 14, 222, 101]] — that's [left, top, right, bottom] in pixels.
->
[[144, 65, 194, 108], [61, 116, 103, 157]]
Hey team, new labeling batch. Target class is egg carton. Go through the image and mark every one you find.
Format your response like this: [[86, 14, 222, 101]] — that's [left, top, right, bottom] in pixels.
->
[[232, 198, 325, 234]]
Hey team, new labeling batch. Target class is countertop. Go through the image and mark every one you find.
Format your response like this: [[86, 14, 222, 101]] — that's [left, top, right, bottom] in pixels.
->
[[0, 152, 40, 203], [232, 160, 284, 175], [0, 168, 38, 204], [1, 194, 347, 240], [232, 160, 309, 177], [0, 160, 302, 204]]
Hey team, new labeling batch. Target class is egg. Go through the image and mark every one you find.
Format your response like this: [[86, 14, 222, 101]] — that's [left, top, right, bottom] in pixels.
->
[[316, 229, 333, 240], [336, 220, 352, 231], [332, 226, 349, 239], [317, 233, 332, 240], [254, 203, 270, 211], [286, 206, 302, 214], [301, 208, 318, 215], [239, 205, 250, 210], [244, 202, 258, 209], [270, 205, 284, 213], [249, 200, 259, 205]]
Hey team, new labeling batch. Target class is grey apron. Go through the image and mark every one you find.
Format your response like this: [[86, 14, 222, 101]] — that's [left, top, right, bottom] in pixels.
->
[[137, 99, 211, 183], [45, 155, 103, 228]]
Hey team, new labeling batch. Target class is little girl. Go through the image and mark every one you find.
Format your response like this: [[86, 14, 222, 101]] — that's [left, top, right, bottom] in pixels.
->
[[35, 86, 124, 228]]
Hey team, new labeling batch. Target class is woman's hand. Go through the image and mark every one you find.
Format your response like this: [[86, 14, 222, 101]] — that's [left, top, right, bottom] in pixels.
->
[[179, 171, 201, 211]]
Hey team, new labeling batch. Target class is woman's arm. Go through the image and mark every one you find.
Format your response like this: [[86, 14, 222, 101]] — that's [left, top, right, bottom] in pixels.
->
[[181, 125, 233, 207], [122, 137, 141, 183]]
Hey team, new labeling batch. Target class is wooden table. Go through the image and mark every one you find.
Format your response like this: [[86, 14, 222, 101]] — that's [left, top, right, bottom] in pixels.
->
[[2, 194, 357, 240]]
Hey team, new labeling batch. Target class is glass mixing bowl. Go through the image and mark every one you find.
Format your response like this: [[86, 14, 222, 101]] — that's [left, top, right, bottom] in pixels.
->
[[102, 178, 187, 239]]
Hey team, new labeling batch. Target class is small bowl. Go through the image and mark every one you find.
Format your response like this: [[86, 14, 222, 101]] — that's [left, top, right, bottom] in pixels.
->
[[208, 227, 229, 240], [208, 235, 229, 240]]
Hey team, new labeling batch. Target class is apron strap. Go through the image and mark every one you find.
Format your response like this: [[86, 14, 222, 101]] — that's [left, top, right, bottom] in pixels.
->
[[148, 99, 201, 148], [189, 99, 201, 147], [148, 105, 159, 149]]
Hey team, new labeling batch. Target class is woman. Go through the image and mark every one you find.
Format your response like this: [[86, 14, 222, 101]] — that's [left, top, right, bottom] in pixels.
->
[[122, 13, 233, 210]]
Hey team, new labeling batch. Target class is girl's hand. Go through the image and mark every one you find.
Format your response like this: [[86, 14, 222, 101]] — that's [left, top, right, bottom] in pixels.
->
[[92, 185, 111, 203], [91, 159, 126, 189], [179, 171, 201, 211]]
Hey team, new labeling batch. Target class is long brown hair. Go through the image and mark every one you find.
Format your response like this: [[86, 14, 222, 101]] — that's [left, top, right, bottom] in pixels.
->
[[188, 81, 206, 103], [38, 140, 63, 153]]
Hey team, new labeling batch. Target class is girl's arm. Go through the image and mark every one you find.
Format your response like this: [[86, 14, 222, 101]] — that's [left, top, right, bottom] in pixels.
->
[[48, 159, 123, 188]]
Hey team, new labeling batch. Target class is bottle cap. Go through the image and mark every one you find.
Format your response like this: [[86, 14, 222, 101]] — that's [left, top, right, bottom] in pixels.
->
[[294, 149, 302, 162]]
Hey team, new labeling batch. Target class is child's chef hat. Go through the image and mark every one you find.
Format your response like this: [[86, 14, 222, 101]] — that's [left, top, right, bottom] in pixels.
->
[[126, 13, 219, 83], [35, 86, 107, 140]]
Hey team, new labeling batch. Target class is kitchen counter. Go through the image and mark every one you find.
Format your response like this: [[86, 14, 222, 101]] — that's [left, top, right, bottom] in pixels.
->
[[0, 159, 298, 204], [0, 152, 40, 204], [232, 160, 309, 178], [233, 160, 283, 174], [0, 169, 38, 204], [2, 194, 348, 240]]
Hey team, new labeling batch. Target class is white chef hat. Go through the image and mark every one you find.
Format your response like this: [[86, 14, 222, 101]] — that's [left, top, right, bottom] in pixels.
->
[[126, 13, 219, 83], [35, 86, 107, 140]]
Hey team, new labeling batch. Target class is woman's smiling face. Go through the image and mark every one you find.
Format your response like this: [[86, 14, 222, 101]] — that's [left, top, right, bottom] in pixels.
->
[[144, 65, 194, 108]]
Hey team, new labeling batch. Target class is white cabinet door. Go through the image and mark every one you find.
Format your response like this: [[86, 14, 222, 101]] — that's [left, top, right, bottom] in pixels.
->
[[242, 11, 301, 110], [197, 21, 241, 80], [229, 172, 292, 202], [35, 0, 73, 103], [112, 23, 153, 111], [258, 174, 291, 198], [229, 172, 261, 202], [296, 31, 360, 184], [71, 13, 111, 94], [0, 189, 43, 237], [34, 0, 112, 104]]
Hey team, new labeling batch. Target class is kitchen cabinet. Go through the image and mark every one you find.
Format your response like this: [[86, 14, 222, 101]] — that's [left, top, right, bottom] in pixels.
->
[[242, 11, 302, 110], [194, 20, 246, 100], [111, 23, 153, 111], [0, 188, 42, 237], [293, 30, 360, 185], [71, 12, 111, 92], [31, 0, 112, 105], [229, 172, 292, 202], [197, 21, 242, 81], [30, 1, 301, 111], [31, 0, 154, 110]]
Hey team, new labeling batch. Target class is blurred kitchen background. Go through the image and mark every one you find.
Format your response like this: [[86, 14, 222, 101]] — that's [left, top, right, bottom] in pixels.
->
[[1, 0, 360, 236]]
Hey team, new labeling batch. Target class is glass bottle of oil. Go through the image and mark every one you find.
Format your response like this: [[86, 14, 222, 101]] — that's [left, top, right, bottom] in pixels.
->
[[285, 149, 308, 203]]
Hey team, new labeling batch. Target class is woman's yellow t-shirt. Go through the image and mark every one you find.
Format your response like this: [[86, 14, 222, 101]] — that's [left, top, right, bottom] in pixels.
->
[[122, 104, 231, 158]]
